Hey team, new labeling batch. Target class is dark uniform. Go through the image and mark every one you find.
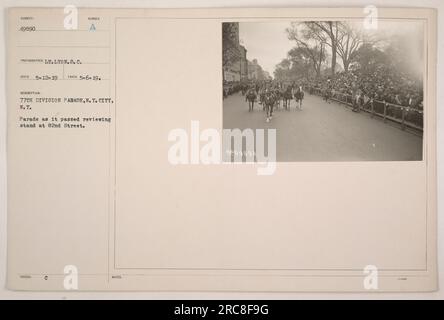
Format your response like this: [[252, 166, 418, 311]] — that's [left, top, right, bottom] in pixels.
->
[[246, 89, 257, 112]]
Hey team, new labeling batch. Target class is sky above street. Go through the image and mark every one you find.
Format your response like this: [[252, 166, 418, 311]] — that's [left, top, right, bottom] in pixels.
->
[[239, 20, 424, 77], [239, 22, 293, 76]]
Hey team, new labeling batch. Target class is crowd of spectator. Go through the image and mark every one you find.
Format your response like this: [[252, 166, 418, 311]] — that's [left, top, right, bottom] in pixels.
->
[[308, 65, 424, 110]]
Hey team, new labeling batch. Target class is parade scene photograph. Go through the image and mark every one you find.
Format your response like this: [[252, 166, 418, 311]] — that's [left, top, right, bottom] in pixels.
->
[[222, 20, 424, 162]]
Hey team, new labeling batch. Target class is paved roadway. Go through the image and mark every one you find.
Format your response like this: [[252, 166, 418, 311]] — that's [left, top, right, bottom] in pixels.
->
[[223, 92, 423, 161]]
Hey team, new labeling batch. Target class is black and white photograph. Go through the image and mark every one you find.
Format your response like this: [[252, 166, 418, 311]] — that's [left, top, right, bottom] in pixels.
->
[[2, 4, 440, 298], [223, 20, 424, 161]]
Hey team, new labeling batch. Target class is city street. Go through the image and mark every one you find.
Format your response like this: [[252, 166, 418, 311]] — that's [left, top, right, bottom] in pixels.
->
[[223, 92, 423, 161]]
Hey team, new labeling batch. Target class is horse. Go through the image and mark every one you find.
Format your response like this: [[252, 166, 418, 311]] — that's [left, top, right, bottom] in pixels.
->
[[258, 90, 264, 110], [245, 89, 257, 112], [294, 86, 305, 110], [263, 91, 276, 122], [269, 88, 280, 109], [282, 87, 293, 110]]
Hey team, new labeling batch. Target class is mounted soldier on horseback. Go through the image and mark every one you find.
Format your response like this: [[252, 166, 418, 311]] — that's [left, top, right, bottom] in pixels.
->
[[294, 85, 304, 110], [245, 87, 257, 112], [263, 88, 276, 122], [282, 86, 293, 110]]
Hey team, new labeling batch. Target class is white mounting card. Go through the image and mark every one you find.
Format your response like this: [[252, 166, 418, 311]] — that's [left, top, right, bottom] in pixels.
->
[[6, 7, 437, 291]]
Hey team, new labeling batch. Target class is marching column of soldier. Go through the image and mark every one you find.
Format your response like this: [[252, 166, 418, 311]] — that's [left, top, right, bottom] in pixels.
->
[[242, 81, 305, 123]]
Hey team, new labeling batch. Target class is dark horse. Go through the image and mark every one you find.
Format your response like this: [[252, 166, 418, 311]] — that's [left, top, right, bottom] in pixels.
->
[[245, 89, 257, 112], [282, 87, 293, 110], [273, 88, 282, 109]]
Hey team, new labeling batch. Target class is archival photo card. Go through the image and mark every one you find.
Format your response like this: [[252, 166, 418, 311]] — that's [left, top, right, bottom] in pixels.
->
[[6, 7, 437, 292], [222, 20, 424, 162]]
